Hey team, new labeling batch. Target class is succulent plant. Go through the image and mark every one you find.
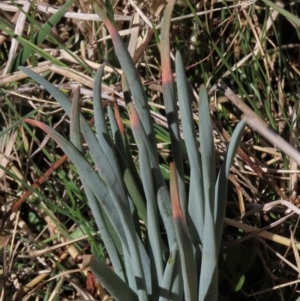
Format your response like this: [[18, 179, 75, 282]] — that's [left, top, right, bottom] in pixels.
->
[[20, 1, 246, 300]]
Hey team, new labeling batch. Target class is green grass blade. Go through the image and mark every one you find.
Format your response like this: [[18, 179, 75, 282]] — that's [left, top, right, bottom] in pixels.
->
[[160, 0, 187, 217], [84, 255, 138, 301], [175, 51, 204, 244], [170, 163, 197, 301], [0, 98, 42, 137], [184, 0, 263, 118], [9, 0, 75, 72], [262, 0, 300, 26], [0, 25, 66, 67], [214, 120, 245, 252]]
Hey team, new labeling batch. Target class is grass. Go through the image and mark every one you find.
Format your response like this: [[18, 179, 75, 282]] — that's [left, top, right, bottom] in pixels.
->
[[1, 0, 300, 300]]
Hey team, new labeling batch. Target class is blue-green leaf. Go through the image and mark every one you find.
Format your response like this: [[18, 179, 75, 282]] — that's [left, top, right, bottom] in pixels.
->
[[170, 163, 197, 301], [159, 243, 178, 301], [84, 255, 138, 301], [198, 85, 218, 301], [176, 51, 204, 244], [161, 3, 187, 218], [214, 120, 245, 252]]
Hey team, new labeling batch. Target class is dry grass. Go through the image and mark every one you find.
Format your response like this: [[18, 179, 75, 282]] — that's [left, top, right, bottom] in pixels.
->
[[0, 0, 300, 300]]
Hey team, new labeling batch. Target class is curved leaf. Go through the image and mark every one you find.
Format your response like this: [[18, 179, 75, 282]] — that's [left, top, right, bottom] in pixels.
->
[[24, 119, 149, 300], [214, 120, 245, 252]]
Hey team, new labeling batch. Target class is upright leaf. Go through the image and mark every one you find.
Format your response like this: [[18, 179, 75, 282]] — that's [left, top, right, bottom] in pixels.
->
[[122, 75, 176, 249], [198, 85, 218, 301], [176, 51, 204, 244], [170, 163, 197, 301], [94, 5, 157, 151], [214, 120, 245, 252], [161, 0, 187, 217]]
